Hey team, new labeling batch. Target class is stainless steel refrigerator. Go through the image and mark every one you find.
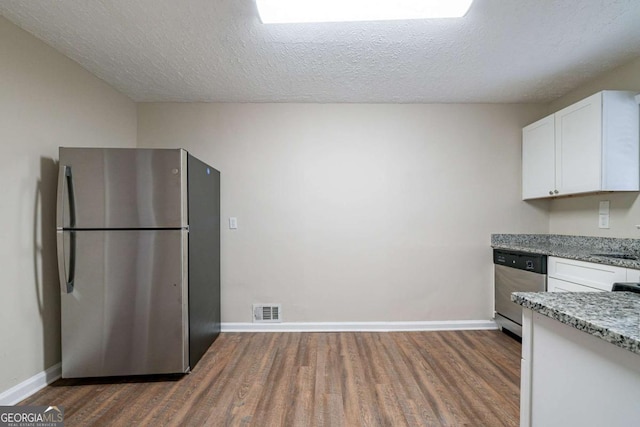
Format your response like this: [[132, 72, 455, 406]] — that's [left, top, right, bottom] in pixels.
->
[[56, 147, 220, 378]]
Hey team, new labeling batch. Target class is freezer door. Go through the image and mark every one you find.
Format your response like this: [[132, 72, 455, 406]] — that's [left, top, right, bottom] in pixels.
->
[[57, 148, 187, 229], [60, 229, 189, 378]]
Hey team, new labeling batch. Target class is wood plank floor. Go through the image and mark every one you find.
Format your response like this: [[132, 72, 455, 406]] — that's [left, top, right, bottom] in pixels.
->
[[21, 331, 521, 426]]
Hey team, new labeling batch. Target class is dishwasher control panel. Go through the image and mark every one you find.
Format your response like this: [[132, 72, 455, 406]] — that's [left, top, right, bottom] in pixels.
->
[[493, 249, 547, 274]]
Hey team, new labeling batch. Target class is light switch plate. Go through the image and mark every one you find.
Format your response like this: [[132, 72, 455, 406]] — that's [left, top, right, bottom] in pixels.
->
[[229, 217, 238, 229], [599, 201, 610, 215]]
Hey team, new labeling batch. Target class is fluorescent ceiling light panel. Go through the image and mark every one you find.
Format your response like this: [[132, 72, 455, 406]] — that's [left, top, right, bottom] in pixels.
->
[[256, 0, 474, 24]]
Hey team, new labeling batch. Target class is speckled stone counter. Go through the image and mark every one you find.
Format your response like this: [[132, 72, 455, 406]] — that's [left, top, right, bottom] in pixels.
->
[[512, 291, 640, 355], [491, 234, 640, 269]]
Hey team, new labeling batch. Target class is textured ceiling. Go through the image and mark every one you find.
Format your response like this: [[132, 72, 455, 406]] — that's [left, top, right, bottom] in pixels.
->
[[1, 0, 640, 103]]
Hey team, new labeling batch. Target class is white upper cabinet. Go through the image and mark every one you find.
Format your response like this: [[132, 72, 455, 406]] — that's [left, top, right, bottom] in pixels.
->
[[555, 93, 603, 195], [522, 91, 639, 200], [522, 116, 555, 199]]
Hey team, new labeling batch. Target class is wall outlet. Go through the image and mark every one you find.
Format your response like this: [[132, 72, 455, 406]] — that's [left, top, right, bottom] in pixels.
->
[[599, 214, 610, 229], [598, 201, 610, 229]]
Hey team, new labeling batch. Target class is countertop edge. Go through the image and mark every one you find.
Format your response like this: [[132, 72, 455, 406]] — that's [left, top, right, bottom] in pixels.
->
[[491, 243, 640, 270], [512, 293, 640, 355]]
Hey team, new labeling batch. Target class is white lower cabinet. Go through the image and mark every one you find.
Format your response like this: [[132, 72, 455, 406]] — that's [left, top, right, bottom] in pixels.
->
[[520, 257, 640, 426], [547, 277, 605, 292], [626, 268, 640, 282], [547, 256, 626, 292], [520, 309, 640, 427], [520, 310, 533, 427]]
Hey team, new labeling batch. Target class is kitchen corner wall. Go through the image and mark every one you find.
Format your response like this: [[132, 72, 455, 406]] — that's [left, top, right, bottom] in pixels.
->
[[0, 17, 136, 395], [138, 102, 548, 323], [547, 57, 640, 238]]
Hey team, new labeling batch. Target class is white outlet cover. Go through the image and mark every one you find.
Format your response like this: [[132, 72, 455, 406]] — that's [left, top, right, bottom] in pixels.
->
[[599, 214, 610, 229]]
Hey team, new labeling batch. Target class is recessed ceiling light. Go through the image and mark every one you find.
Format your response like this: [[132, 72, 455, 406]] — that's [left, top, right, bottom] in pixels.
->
[[256, 0, 474, 24]]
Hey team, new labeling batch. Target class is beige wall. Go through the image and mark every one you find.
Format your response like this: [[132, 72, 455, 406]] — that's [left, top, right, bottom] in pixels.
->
[[138, 102, 548, 323], [548, 57, 640, 237], [0, 17, 136, 394]]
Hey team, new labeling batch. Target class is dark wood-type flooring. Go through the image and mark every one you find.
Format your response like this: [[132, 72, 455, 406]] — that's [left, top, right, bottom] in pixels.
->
[[21, 330, 521, 426]]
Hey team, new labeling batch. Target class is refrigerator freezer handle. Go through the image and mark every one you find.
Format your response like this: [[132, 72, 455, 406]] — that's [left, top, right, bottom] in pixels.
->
[[57, 231, 75, 293], [56, 165, 76, 229], [56, 164, 65, 229]]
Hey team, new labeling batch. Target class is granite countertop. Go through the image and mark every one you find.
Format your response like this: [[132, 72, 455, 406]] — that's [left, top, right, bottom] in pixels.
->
[[512, 291, 640, 355], [491, 234, 640, 269]]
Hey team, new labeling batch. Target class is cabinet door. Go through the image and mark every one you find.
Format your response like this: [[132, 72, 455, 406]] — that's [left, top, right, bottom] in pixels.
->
[[548, 277, 605, 292], [529, 313, 640, 427], [522, 115, 555, 199], [548, 256, 626, 291], [626, 268, 640, 282], [601, 91, 640, 191], [555, 92, 602, 195]]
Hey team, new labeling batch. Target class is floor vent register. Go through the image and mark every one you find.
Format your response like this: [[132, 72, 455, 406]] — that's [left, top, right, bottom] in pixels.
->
[[253, 304, 282, 323]]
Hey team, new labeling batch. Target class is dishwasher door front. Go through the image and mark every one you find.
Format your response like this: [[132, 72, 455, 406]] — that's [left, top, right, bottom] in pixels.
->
[[495, 264, 546, 336]]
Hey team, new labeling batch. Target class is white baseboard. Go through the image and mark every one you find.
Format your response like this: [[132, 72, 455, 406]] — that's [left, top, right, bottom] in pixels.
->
[[222, 320, 498, 333], [0, 363, 61, 406]]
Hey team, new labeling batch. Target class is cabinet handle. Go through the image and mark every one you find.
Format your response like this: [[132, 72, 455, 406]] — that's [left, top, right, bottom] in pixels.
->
[[549, 191, 554, 195], [554, 190, 559, 194]]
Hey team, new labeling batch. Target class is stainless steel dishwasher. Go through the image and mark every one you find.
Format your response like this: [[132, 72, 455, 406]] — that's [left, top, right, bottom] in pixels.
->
[[494, 249, 547, 337]]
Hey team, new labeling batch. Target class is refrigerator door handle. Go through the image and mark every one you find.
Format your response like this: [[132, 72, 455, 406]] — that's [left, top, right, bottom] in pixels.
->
[[57, 164, 76, 293], [57, 231, 76, 294], [56, 231, 66, 293]]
